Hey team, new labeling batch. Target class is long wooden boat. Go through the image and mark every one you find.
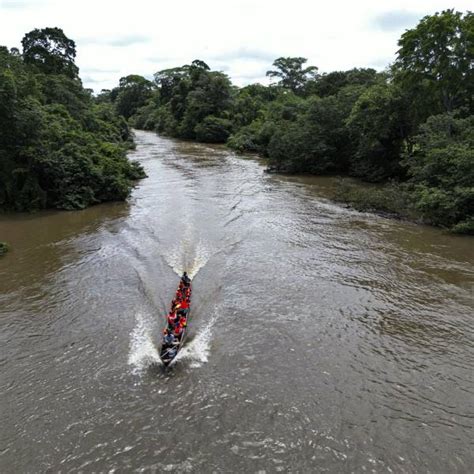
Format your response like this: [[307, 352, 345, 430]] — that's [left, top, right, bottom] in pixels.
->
[[159, 278, 191, 367]]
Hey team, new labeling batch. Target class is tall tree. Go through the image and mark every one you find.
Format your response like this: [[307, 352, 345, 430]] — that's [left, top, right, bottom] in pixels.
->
[[307, 68, 380, 97], [347, 83, 409, 181], [394, 10, 474, 115], [179, 70, 233, 138], [21, 27, 79, 79], [1, 32, 145, 212], [115, 74, 154, 119], [266, 57, 318, 94], [153, 66, 190, 104]]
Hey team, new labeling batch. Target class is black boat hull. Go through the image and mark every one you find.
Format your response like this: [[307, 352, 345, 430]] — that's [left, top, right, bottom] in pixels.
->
[[159, 327, 187, 367]]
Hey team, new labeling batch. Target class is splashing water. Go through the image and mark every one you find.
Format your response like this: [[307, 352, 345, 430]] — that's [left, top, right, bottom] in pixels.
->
[[128, 313, 161, 374], [163, 240, 188, 276], [163, 238, 212, 280], [176, 314, 217, 368], [187, 240, 212, 279]]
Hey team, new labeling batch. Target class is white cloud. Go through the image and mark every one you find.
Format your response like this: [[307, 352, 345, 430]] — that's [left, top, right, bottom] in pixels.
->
[[371, 10, 424, 31], [0, 0, 472, 91], [78, 34, 151, 47]]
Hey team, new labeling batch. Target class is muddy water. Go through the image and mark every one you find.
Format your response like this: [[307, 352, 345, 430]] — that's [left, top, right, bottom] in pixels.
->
[[1, 130, 473, 472]]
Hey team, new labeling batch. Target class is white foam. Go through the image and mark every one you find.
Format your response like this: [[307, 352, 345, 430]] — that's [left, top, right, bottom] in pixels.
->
[[163, 238, 212, 280], [163, 241, 187, 276], [128, 313, 161, 374], [188, 239, 212, 279], [176, 314, 216, 368]]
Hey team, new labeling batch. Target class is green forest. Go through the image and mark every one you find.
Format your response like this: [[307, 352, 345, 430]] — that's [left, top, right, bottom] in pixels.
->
[[0, 27, 146, 213], [1, 10, 473, 234], [101, 9, 472, 234]]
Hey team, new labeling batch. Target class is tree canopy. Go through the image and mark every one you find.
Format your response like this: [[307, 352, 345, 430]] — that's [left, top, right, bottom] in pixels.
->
[[404, 114, 474, 231], [21, 27, 79, 79], [114, 74, 154, 119], [108, 10, 474, 233], [394, 10, 474, 115], [266, 57, 318, 94], [0, 28, 145, 212]]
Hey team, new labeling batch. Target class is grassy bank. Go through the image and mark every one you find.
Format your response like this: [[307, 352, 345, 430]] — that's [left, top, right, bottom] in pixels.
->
[[333, 179, 473, 235], [333, 179, 419, 223]]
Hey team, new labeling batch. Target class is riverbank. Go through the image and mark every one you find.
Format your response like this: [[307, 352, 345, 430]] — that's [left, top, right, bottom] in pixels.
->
[[264, 165, 473, 235], [138, 126, 473, 235], [330, 179, 474, 235], [331, 179, 417, 222]]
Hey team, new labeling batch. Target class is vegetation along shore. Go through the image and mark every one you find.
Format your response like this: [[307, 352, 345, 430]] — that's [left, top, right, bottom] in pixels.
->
[[0, 241, 8, 255], [106, 10, 472, 233], [0, 27, 146, 213], [1, 10, 472, 233]]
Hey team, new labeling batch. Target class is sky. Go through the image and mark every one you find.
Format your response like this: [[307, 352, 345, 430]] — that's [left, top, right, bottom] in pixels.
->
[[0, 0, 472, 92]]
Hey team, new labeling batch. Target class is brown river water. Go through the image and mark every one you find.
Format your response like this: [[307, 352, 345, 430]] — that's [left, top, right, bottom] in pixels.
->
[[1, 130, 473, 473]]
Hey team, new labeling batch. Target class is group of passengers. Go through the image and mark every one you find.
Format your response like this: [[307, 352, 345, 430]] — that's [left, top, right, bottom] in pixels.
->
[[162, 272, 191, 356]]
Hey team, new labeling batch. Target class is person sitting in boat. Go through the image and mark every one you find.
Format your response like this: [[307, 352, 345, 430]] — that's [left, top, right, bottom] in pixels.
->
[[177, 298, 189, 317], [172, 302, 181, 312], [181, 272, 191, 287], [163, 328, 178, 347], [172, 322, 184, 338], [167, 311, 178, 327], [173, 300, 182, 313]]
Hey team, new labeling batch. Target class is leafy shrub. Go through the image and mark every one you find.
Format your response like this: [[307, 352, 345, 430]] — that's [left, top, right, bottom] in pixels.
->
[[404, 114, 474, 230], [0, 242, 9, 255], [334, 179, 414, 218]]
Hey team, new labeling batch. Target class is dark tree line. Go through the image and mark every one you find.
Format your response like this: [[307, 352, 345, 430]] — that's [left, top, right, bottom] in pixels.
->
[[5, 12, 470, 231], [0, 27, 145, 211], [106, 10, 472, 233]]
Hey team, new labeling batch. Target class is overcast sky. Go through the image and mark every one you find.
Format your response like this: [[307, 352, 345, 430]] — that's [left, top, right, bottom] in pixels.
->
[[1, 0, 472, 92]]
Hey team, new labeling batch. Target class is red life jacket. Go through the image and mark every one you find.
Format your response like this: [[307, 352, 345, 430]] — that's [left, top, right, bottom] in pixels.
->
[[167, 313, 177, 325], [180, 300, 189, 310], [173, 325, 183, 337]]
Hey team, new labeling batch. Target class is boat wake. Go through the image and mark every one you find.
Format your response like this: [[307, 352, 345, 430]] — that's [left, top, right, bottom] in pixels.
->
[[176, 314, 216, 368], [128, 292, 219, 374], [128, 312, 161, 374], [163, 238, 212, 280], [187, 241, 212, 279]]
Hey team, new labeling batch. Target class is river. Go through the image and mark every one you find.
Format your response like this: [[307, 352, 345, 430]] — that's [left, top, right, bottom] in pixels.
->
[[1, 130, 473, 473]]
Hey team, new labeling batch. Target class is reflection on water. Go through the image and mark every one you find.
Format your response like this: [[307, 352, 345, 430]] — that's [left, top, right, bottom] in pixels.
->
[[1, 130, 473, 473]]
